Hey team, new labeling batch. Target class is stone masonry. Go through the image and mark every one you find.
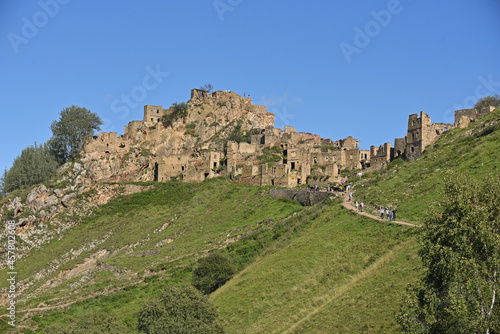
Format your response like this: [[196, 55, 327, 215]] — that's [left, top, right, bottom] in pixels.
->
[[84, 88, 497, 187]]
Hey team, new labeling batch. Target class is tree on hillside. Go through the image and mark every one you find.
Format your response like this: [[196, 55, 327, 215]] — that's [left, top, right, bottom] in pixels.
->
[[137, 284, 224, 334], [474, 94, 500, 110], [49, 105, 102, 163], [161, 102, 189, 128], [0, 142, 59, 195], [200, 83, 214, 93], [192, 252, 236, 294], [397, 174, 500, 333]]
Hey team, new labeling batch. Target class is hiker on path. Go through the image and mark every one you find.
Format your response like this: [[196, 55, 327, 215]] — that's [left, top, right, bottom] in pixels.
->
[[386, 209, 390, 220], [380, 208, 384, 219], [360, 202, 364, 212], [392, 209, 397, 220], [389, 210, 393, 221], [355, 201, 359, 211]]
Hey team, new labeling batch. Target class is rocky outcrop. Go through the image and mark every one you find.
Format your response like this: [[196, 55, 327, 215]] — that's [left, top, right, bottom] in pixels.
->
[[269, 188, 334, 206]]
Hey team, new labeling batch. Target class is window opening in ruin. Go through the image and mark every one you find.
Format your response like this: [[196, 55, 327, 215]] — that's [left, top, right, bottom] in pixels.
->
[[204, 172, 209, 179], [213, 162, 217, 169], [291, 162, 296, 170], [271, 179, 274, 186], [297, 178, 301, 185], [313, 157, 317, 164], [157, 118, 160, 122], [411, 147, 415, 153], [181, 166, 185, 172], [151, 118, 153, 121], [178, 157, 181, 161], [157, 109, 159, 113], [154, 162, 159, 182]]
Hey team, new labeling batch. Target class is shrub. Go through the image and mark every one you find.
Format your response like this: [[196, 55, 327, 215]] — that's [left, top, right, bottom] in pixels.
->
[[1, 142, 59, 195], [137, 284, 224, 333], [192, 252, 236, 294], [474, 94, 500, 110], [161, 102, 189, 128]]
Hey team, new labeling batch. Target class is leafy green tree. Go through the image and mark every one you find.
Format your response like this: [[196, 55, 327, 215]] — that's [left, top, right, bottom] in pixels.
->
[[0, 142, 59, 195], [397, 174, 500, 333], [137, 284, 224, 334], [474, 94, 500, 110], [161, 102, 189, 128], [192, 252, 236, 294], [49, 105, 102, 163]]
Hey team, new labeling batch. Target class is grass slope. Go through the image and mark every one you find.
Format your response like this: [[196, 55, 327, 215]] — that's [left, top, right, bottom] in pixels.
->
[[352, 108, 500, 223], [211, 203, 419, 333], [0, 178, 303, 332], [1, 109, 497, 333]]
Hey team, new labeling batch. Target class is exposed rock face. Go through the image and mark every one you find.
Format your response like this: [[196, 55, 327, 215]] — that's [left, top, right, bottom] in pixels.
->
[[0, 158, 154, 271], [269, 188, 334, 206]]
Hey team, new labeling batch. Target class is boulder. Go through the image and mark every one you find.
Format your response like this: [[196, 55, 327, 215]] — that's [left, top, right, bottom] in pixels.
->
[[61, 193, 77, 208]]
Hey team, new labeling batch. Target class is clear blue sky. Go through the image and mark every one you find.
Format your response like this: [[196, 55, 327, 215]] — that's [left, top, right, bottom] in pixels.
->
[[1, 0, 499, 173]]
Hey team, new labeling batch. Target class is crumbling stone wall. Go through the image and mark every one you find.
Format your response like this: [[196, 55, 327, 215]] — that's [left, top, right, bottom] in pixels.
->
[[370, 143, 392, 169], [143, 105, 165, 124], [454, 106, 495, 128]]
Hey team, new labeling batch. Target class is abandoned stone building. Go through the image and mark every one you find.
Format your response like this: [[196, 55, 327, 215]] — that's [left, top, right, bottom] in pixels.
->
[[368, 105, 495, 168], [454, 106, 496, 128], [84, 88, 497, 187]]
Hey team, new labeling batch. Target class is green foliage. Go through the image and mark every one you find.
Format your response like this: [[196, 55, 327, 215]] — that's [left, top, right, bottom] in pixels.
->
[[137, 284, 224, 333], [256, 146, 283, 167], [226, 124, 260, 144], [161, 102, 189, 128], [49, 105, 102, 164], [397, 174, 500, 333], [474, 94, 500, 110], [192, 252, 236, 294], [1, 142, 58, 195], [43, 311, 128, 334]]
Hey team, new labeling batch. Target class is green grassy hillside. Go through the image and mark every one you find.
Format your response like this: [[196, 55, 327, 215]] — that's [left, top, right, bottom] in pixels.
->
[[352, 108, 500, 224], [1, 109, 498, 333], [0, 178, 303, 332], [211, 204, 418, 333]]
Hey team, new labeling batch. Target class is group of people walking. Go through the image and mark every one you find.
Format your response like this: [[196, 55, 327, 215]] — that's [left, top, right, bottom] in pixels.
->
[[379, 207, 397, 221], [347, 186, 397, 222]]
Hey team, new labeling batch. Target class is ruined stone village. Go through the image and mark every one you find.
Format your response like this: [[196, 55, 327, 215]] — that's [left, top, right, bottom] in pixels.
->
[[83, 88, 496, 188]]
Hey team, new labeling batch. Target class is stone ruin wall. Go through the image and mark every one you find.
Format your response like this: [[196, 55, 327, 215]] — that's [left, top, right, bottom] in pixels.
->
[[83, 88, 497, 188], [454, 106, 495, 128]]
